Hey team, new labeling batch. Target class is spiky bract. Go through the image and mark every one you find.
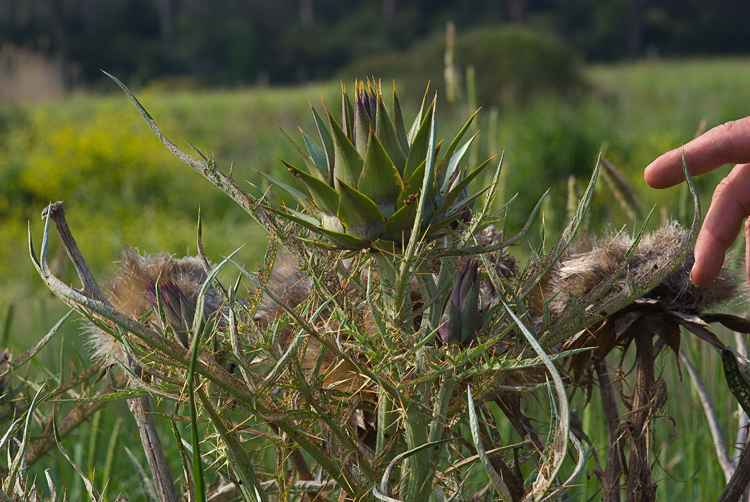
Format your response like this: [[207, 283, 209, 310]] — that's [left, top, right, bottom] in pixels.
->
[[264, 80, 488, 250]]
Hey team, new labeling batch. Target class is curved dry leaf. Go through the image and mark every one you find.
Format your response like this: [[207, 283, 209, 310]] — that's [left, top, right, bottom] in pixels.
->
[[701, 313, 750, 334], [674, 317, 726, 350]]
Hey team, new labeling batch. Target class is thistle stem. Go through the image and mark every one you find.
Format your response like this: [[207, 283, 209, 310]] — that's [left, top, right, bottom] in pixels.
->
[[40, 202, 178, 502], [376, 391, 398, 460], [720, 437, 750, 502], [129, 394, 179, 502], [373, 251, 409, 321], [596, 358, 623, 502], [626, 332, 657, 502], [402, 393, 434, 501], [428, 377, 458, 443], [42, 202, 108, 304]]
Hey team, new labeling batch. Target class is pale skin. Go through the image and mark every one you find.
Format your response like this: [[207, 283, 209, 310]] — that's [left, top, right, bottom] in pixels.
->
[[644, 116, 750, 286]]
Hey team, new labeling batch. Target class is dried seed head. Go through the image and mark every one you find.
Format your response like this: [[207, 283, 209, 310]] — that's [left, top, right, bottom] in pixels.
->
[[254, 251, 311, 326], [544, 221, 744, 316], [87, 248, 223, 363]]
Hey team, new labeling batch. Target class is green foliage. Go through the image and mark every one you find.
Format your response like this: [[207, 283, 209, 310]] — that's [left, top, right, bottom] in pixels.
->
[[455, 25, 585, 107], [16, 107, 182, 207], [539, 0, 630, 61], [1, 100, 197, 277], [498, 95, 604, 231], [338, 24, 586, 109], [0, 85, 341, 301]]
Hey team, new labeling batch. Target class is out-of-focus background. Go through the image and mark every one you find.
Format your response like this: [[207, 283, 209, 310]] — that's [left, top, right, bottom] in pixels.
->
[[4, 0, 750, 93], [5, 0, 750, 286], [2, 2, 750, 498]]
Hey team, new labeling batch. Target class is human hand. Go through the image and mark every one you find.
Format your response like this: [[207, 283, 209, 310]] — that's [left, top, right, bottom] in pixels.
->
[[644, 116, 750, 287]]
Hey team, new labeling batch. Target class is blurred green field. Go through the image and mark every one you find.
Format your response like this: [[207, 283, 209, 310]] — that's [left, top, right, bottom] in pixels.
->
[[3, 58, 750, 500]]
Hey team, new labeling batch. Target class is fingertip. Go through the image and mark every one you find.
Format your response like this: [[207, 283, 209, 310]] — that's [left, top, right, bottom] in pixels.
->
[[643, 162, 659, 187], [691, 240, 727, 287], [689, 264, 709, 287], [689, 262, 720, 287], [643, 152, 684, 189]]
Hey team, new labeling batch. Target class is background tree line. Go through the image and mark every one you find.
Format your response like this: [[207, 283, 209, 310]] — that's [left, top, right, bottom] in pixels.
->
[[2, 0, 750, 91]]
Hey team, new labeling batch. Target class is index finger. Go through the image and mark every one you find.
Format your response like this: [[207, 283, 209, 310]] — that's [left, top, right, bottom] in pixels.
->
[[690, 162, 750, 286], [644, 117, 750, 189]]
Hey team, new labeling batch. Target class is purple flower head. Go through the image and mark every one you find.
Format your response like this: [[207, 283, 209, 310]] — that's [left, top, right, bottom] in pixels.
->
[[438, 258, 481, 345], [145, 277, 195, 347]]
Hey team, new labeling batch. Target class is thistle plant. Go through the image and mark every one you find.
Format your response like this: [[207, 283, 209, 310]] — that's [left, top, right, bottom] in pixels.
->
[[13, 73, 750, 502], [548, 223, 750, 501], [265, 80, 487, 251]]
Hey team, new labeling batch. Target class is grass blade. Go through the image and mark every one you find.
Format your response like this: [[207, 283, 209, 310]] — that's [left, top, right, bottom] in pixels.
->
[[7, 385, 48, 492], [0, 309, 71, 381], [501, 299, 569, 499], [197, 390, 268, 502], [124, 447, 158, 502], [53, 416, 102, 502], [467, 388, 513, 501]]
